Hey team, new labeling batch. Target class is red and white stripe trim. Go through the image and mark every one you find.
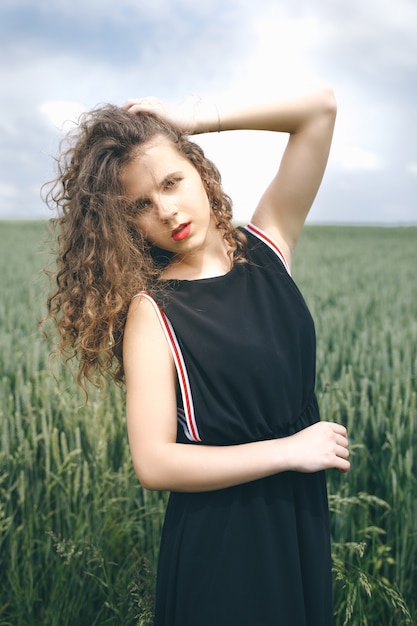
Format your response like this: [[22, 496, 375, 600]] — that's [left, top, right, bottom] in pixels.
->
[[245, 223, 291, 275], [133, 292, 201, 442]]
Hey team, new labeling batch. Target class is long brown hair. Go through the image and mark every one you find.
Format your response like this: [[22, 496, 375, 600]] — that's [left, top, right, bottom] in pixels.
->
[[42, 104, 246, 388]]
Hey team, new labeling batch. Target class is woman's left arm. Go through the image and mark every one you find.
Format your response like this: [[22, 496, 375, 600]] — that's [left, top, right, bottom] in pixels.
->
[[213, 89, 337, 269]]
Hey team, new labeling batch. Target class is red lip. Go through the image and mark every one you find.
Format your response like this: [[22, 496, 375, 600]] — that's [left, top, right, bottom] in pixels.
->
[[171, 222, 191, 241]]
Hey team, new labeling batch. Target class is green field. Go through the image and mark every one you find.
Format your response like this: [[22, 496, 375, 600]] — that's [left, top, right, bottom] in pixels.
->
[[1, 220, 416, 625]]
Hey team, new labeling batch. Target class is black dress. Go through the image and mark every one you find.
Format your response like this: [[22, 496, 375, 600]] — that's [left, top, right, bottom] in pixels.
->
[[145, 224, 333, 626]]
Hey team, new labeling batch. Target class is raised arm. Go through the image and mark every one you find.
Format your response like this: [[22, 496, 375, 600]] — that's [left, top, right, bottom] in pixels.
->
[[123, 296, 350, 492], [200, 89, 337, 269]]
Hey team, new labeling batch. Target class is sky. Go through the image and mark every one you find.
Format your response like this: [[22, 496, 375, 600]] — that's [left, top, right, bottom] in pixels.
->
[[1, 0, 416, 224]]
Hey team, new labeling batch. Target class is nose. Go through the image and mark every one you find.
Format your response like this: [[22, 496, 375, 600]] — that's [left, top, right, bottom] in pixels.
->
[[155, 195, 177, 222]]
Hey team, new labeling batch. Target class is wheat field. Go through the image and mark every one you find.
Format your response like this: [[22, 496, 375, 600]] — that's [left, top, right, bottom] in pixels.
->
[[0, 220, 416, 625]]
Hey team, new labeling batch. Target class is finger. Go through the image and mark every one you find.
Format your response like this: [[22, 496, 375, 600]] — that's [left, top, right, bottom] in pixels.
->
[[124, 103, 154, 116], [122, 97, 159, 113], [336, 445, 350, 459], [335, 434, 348, 447], [332, 423, 348, 438], [122, 98, 140, 111], [334, 452, 351, 471]]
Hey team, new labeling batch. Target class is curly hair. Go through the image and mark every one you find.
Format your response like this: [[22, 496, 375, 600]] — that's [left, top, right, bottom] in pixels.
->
[[42, 104, 247, 388]]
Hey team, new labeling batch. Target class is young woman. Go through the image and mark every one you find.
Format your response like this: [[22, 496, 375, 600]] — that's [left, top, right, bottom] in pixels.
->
[[45, 88, 349, 626]]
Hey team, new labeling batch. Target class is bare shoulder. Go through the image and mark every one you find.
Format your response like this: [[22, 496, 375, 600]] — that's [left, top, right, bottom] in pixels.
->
[[126, 292, 155, 319], [123, 294, 173, 372], [125, 294, 161, 338]]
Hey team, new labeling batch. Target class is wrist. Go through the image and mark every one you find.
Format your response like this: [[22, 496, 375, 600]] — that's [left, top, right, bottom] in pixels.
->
[[269, 437, 294, 473], [192, 100, 221, 135]]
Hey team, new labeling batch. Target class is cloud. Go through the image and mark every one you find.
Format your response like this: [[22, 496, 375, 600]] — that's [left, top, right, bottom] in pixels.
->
[[235, 9, 323, 95], [407, 163, 417, 177], [333, 145, 384, 172], [40, 101, 87, 130], [0, 0, 416, 223]]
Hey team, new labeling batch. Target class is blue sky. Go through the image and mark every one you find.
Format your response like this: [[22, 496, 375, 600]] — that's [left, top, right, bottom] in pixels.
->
[[1, 0, 416, 224]]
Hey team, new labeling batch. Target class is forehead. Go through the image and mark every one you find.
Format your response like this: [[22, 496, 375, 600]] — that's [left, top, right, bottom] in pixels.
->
[[120, 135, 190, 197]]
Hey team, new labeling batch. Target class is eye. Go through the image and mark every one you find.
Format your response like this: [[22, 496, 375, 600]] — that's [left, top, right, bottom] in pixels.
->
[[164, 176, 182, 191], [134, 197, 152, 213]]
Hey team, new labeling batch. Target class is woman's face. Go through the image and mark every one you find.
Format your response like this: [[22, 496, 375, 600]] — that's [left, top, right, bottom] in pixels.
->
[[121, 135, 216, 256]]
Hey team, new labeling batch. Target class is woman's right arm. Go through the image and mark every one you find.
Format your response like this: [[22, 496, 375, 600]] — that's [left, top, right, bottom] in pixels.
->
[[123, 297, 350, 492]]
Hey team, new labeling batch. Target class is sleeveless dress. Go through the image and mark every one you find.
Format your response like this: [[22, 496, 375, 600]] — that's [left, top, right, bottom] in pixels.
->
[[144, 224, 333, 626]]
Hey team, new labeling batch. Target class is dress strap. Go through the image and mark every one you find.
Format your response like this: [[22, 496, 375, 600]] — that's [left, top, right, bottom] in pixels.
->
[[245, 223, 291, 275], [132, 292, 202, 442]]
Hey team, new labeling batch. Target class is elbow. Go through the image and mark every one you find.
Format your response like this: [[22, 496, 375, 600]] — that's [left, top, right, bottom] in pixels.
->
[[132, 455, 170, 491], [321, 87, 337, 121], [310, 87, 337, 138], [294, 87, 337, 135], [139, 478, 162, 492], [134, 463, 163, 491]]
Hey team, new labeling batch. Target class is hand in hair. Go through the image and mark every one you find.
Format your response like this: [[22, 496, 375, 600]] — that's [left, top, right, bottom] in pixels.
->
[[122, 96, 220, 136]]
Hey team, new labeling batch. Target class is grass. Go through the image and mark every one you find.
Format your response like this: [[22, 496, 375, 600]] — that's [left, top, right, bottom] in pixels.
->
[[0, 220, 416, 624]]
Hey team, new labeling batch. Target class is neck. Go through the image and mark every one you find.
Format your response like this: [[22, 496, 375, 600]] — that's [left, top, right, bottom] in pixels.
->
[[162, 230, 233, 281]]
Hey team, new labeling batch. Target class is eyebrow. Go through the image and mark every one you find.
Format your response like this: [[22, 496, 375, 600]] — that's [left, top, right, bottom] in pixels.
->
[[140, 171, 183, 197], [160, 170, 183, 185], [131, 171, 184, 206]]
